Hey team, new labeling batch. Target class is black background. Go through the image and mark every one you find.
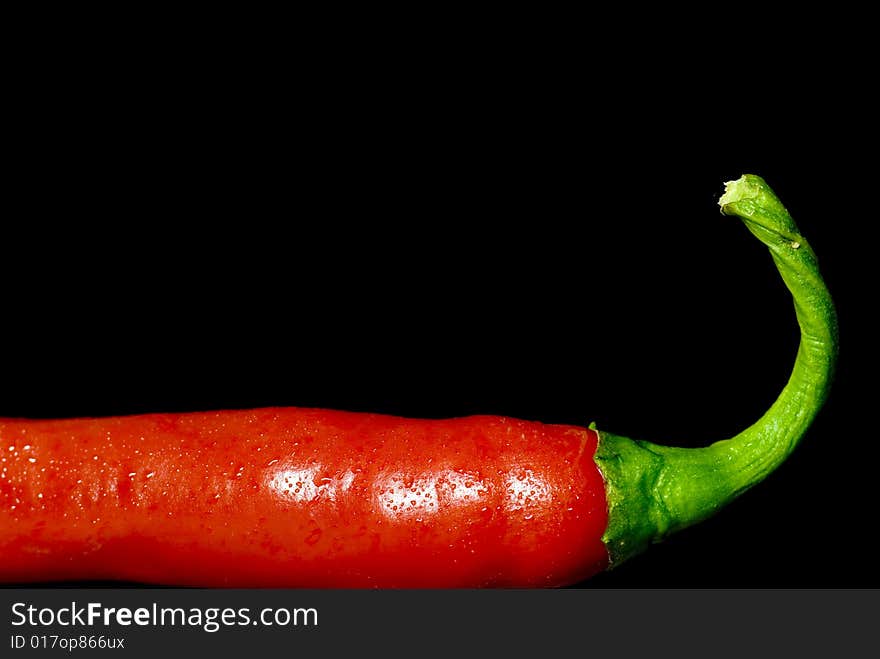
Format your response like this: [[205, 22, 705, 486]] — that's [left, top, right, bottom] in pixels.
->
[[3, 49, 876, 588]]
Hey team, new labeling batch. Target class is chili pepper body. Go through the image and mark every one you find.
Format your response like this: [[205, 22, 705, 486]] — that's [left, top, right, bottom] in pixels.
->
[[0, 410, 608, 587]]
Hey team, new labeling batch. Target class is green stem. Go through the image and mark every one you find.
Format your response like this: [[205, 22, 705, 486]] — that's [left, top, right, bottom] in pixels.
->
[[594, 174, 839, 567]]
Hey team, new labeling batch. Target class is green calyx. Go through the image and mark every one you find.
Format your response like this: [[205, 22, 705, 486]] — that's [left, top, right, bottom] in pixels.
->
[[594, 174, 838, 567]]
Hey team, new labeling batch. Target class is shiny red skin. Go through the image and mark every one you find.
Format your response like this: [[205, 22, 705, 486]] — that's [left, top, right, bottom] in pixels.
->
[[0, 409, 608, 587]]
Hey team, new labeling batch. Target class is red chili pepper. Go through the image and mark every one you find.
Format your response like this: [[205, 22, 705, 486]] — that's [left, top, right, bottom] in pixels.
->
[[0, 176, 837, 587], [0, 412, 607, 587]]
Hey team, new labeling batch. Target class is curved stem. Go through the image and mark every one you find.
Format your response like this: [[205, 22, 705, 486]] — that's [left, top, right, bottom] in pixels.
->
[[595, 174, 839, 567]]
